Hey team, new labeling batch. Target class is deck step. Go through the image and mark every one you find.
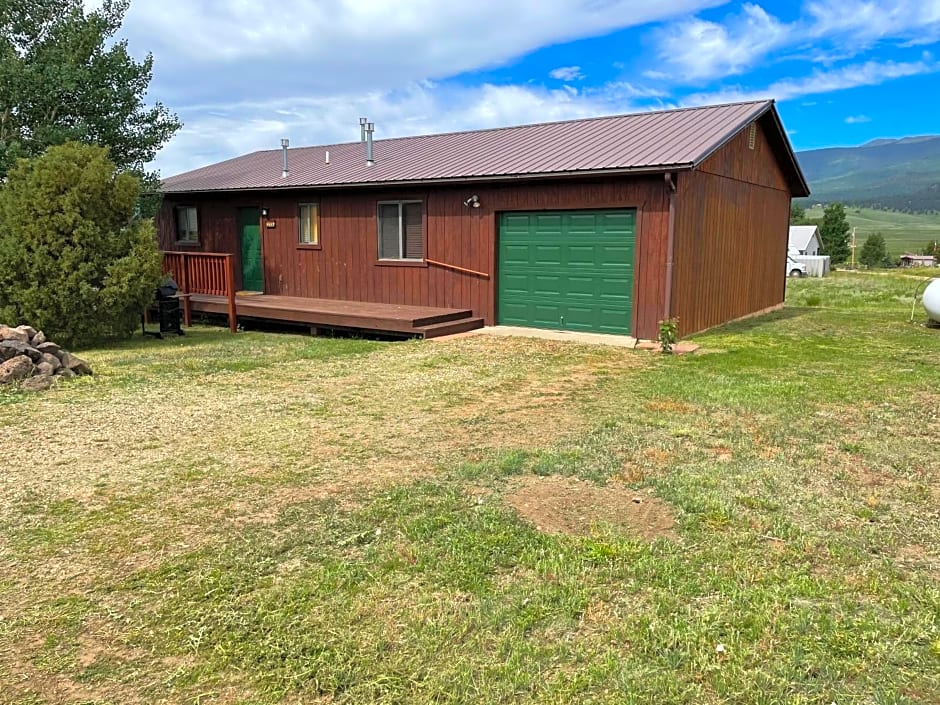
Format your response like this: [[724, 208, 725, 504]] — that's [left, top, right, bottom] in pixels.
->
[[416, 317, 486, 339], [411, 309, 475, 327]]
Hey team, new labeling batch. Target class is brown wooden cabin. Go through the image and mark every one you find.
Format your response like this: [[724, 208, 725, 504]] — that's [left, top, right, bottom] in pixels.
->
[[157, 100, 810, 339]]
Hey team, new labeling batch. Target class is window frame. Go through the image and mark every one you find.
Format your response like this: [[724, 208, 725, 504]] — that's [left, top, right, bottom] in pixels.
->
[[174, 205, 199, 245], [297, 202, 321, 249], [376, 199, 425, 263]]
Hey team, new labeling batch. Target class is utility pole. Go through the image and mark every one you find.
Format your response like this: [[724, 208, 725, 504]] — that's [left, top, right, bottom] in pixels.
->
[[850, 227, 857, 269]]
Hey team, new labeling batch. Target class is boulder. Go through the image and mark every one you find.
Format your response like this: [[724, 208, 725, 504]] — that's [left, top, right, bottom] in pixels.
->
[[21, 375, 53, 392], [58, 368, 76, 380], [0, 355, 34, 384], [40, 352, 62, 370], [31, 330, 47, 346], [62, 352, 93, 376], [36, 341, 62, 357], [36, 361, 57, 377], [0, 341, 21, 361], [16, 325, 37, 340], [0, 340, 41, 362], [0, 325, 29, 344]]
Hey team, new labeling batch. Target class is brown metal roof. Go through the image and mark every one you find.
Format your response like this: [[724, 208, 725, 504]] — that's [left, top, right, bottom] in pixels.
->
[[162, 100, 810, 196]]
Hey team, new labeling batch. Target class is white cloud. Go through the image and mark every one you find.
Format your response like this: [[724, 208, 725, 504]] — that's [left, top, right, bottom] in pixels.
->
[[681, 57, 938, 105], [125, 0, 722, 105], [549, 66, 585, 81], [845, 115, 871, 124], [805, 0, 940, 43], [653, 0, 940, 83], [155, 81, 637, 176], [655, 3, 791, 81]]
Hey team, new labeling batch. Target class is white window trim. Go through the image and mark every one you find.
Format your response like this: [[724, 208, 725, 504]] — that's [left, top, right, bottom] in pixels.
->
[[377, 200, 423, 261]]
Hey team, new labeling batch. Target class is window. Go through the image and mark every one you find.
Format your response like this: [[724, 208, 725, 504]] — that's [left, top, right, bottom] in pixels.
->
[[175, 206, 198, 243], [378, 201, 423, 260], [299, 203, 319, 245]]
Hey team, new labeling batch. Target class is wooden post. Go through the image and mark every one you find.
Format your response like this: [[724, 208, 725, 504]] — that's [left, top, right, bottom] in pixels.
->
[[180, 254, 192, 327], [224, 254, 237, 333]]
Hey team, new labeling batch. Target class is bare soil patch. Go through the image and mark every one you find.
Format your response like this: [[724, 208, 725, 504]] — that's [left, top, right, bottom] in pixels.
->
[[504, 475, 678, 540]]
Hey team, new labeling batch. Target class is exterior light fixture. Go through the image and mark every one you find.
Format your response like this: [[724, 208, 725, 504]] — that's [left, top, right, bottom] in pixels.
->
[[463, 195, 481, 208]]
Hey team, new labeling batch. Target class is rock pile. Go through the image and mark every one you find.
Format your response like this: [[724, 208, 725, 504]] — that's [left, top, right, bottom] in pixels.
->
[[0, 324, 93, 392]]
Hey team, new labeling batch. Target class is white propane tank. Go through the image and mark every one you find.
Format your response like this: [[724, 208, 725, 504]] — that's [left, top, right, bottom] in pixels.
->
[[924, 278, 940, 323]]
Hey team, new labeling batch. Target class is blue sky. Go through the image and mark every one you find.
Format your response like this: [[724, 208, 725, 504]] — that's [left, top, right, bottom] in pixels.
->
[[95, 0, 940, 176]]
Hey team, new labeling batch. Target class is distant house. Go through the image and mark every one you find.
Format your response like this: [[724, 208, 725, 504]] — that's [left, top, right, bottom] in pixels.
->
[[899, 253, 936, 268], [788, 225, 822, 255], [158, 99, 809, 339]]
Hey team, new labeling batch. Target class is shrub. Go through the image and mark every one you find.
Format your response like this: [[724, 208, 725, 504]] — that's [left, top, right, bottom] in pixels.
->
[[0, 142, 162, 347]]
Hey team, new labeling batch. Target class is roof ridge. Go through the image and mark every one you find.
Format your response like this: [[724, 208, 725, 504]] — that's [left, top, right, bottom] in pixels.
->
[[250, 99, 775, 154]]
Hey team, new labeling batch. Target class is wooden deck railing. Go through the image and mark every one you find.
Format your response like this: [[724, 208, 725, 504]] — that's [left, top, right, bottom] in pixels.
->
[[162, 251, 237, 333]]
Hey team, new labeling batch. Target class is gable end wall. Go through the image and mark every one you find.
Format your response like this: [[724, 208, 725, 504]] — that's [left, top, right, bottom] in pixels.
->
[[670, 118, 793, 336]]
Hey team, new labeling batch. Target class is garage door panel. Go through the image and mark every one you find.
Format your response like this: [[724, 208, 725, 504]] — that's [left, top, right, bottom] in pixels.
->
[[498, 209, 635, 335], [534, 245, 563, 263]]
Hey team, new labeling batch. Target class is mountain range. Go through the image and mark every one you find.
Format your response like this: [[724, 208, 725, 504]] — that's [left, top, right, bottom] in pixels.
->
[[795, 135, 940, 212]]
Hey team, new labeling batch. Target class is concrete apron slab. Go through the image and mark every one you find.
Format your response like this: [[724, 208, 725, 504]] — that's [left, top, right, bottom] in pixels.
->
[[479, 325, 639, 348]]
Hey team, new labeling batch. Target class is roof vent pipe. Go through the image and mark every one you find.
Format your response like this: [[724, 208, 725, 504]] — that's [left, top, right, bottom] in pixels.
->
[[365, 122, 375, 167], [280, 138, 290, 178], [359, 117, 368, 142], [325, 150, 330, 164]]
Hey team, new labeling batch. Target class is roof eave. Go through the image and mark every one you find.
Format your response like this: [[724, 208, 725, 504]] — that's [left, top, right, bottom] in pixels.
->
[[161, 163, 697, 195], [689, 100, 811, 198]]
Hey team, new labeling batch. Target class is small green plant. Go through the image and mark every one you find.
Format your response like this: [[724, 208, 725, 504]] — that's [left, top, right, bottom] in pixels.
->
[[805, 294, 822, 307], [658, 317, 679, 353]]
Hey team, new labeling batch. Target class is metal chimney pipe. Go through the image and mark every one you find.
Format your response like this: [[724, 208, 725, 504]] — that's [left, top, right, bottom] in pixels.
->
[[280, 138, 289, 178], [365, 122, 375, 166], [359, 117, 368, 142]]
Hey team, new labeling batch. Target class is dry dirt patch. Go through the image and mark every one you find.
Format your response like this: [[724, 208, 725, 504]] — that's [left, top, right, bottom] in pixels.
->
[[504, 475, 678, 541]]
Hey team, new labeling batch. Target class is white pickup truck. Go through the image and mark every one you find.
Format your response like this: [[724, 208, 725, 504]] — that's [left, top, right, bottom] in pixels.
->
[[787, 255, 807, 278]]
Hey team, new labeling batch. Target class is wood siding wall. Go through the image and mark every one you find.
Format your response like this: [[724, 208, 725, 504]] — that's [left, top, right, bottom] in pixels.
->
[[670, 117, 792, 336], [158, 176, 670, 338]]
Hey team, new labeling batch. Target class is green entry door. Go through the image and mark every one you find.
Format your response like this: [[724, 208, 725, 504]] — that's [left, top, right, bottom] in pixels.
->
[[498, 209, 636, 335], [238, 207, 263, 292]]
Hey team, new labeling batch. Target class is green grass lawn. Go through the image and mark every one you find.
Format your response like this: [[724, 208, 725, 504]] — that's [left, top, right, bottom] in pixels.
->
[[805, 206, 940, 257], [1, 273, 939, 704]]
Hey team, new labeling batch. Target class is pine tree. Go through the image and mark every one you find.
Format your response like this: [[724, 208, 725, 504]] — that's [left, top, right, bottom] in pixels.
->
[[0, 142, 162, 346], [819, 203, 851, 264], [858, 233, 887, 268]]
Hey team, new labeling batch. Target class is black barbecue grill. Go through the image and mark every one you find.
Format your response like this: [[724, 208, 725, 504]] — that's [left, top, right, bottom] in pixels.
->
[[142, 278, 185, 338]]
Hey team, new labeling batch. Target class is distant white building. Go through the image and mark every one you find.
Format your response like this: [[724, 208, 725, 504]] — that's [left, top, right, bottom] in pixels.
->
[[789, 225, 823, 256]]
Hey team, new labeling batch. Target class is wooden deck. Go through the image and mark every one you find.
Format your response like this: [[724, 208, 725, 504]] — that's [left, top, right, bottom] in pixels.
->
[[188, 294, 485, 338]]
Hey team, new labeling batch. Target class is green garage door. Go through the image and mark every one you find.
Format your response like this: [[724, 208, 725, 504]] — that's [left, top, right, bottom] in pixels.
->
[[498, 210, 636, 335]]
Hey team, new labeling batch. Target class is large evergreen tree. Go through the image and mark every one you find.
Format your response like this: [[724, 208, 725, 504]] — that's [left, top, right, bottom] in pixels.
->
[[819, 203, 852, 264], [0, 0, 179, 180], [0, 142, 162, 346], [858, 233, 887, 268]]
